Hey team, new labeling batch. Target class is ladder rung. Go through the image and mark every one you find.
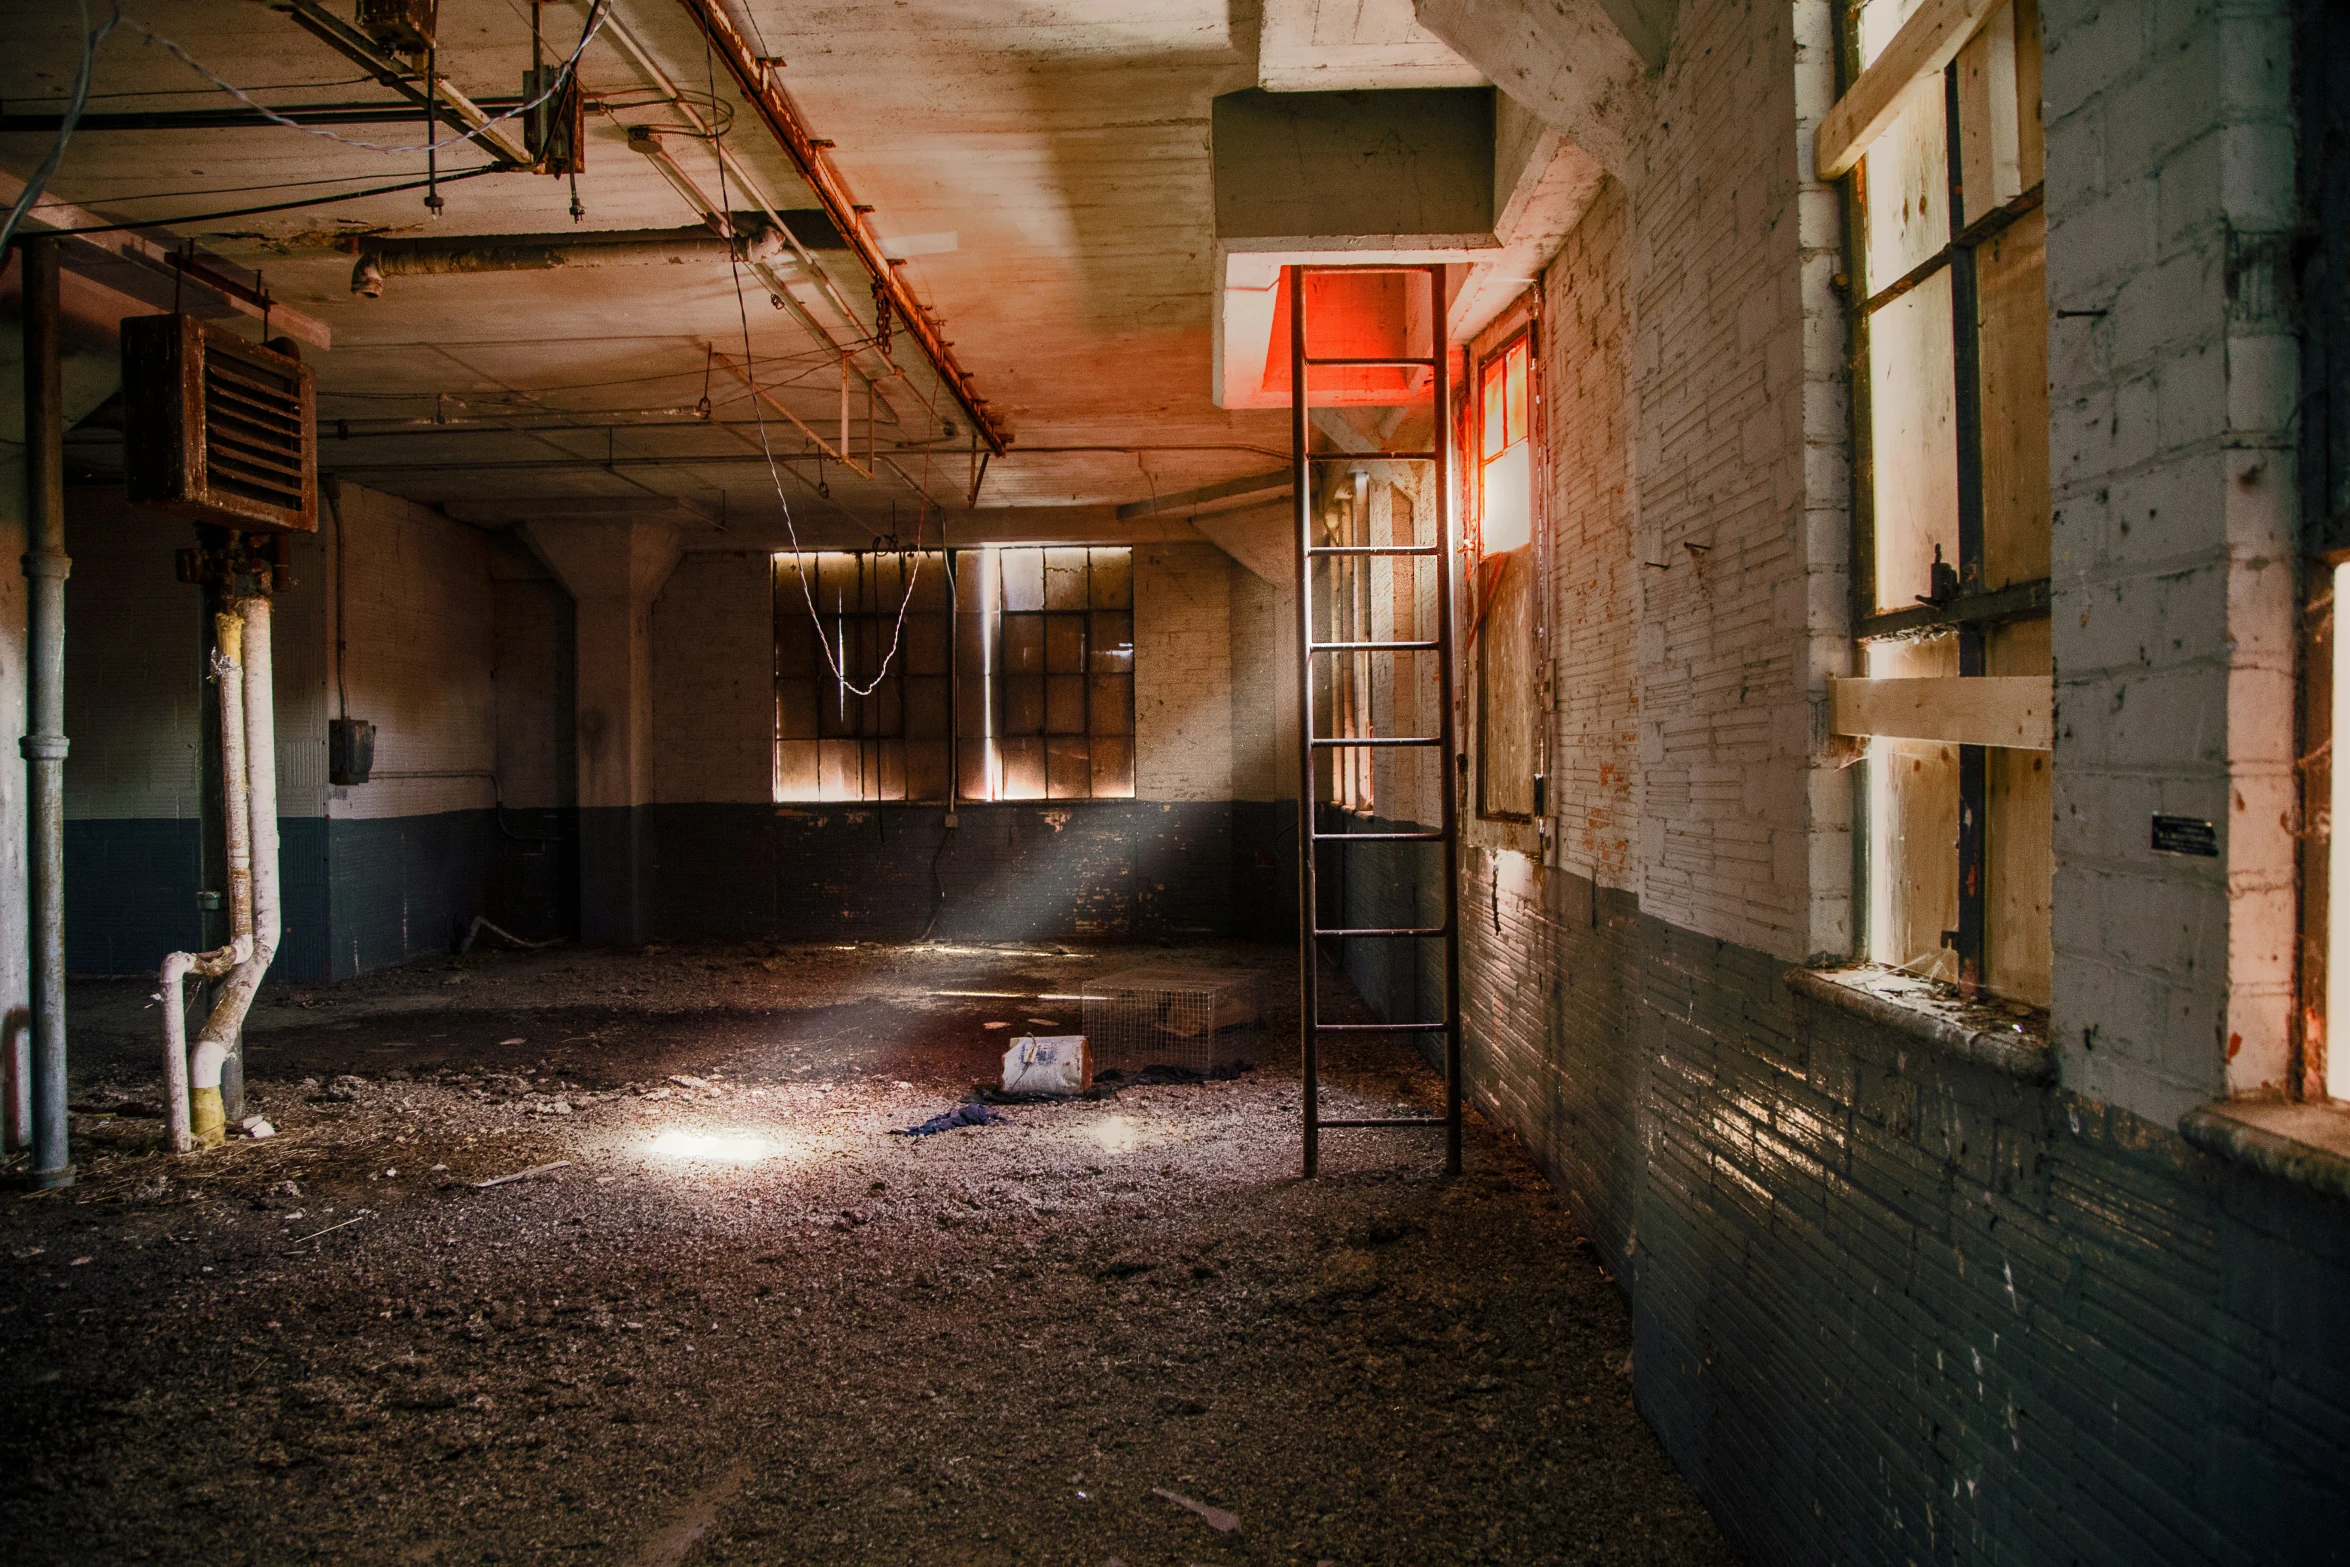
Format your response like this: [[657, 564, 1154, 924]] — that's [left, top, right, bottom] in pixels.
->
[[1309, 639, 1440, 652], [1300, 355, 1438, 368], [1306, 450, 1437, 462], [1313, 1117, 1449, 1129], [1315, 1021, 1448, 1033], [1312, 925, 1449, 938], [1310, 830, 1446, 842], [1307, 545, 1441, 556], [1309, 736, 1441, 748]]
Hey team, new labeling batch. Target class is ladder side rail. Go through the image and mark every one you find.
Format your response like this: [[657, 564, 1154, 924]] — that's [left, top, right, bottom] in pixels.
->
[[1290, 261, 1321, 1179], [1429, 262, 1464, 1175]]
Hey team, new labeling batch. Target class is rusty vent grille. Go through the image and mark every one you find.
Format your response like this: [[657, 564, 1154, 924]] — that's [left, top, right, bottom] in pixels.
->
[[122, 314, 317, 532], [201, 352, 306, 514]]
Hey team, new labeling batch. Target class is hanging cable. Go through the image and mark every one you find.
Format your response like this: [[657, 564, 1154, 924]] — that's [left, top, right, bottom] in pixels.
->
[[32, 166, 504, 234], [0, 0, 124, 255], [705, 34, 924, 700]]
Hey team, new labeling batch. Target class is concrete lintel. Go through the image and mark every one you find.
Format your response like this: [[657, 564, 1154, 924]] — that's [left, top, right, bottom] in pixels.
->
[[1258, 0, 1489, 93], [446, 496, 723, 530], [1411, 0, 1660, 177]]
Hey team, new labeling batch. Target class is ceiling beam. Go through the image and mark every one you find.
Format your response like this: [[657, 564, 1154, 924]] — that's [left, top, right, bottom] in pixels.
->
[[0, 172, 332, 350], [280, 0, 533, 167], [1115, 469, 1293, 521]]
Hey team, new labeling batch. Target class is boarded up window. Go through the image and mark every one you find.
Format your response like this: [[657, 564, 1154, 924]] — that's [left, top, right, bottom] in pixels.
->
[[1844, 0, 2049, 1004], [1475, 331, 1539, 820]]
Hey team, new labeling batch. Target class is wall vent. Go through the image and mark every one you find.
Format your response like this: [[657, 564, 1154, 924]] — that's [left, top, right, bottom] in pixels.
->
[[121, 314, 318, 533]]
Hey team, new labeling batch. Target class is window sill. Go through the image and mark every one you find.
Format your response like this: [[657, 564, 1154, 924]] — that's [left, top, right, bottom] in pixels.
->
[[1783, 965, 2053, 1082], [2177, 1100, 2350, 1205]]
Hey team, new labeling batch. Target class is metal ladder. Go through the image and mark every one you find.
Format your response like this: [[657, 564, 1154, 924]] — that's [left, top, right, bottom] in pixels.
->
[[1290, 263, 1463, 1178]]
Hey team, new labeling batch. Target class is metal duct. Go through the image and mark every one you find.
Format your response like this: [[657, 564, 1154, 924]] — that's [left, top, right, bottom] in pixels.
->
[[350, 223, 791, 295]]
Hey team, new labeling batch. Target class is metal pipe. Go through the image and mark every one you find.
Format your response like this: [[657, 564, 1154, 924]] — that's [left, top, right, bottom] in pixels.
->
[[1431, 272, 1464, 1178], [20, 236, 72, 1189], [351, 225, 791, 295], [190, 597, 278, 1147], [669, 0, 1009, 454], [159, 618, 252, 1154], [1290, 263, 1317, 1180]]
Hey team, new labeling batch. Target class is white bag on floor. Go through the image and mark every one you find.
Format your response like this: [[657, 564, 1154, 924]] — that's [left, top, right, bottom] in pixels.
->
[[1002, 1035, 1092, 1095]]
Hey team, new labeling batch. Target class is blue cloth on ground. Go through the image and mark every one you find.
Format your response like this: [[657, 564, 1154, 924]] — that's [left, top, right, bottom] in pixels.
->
[[893, 1101, 995, 1137]]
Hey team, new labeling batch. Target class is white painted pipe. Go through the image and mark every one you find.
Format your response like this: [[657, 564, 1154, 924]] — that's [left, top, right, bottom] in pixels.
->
[[190, 596, 279, 1148], [160, 615, 253, 1153]]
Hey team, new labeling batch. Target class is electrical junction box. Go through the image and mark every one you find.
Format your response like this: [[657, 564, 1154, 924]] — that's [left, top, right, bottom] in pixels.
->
[[358, 0, 437, 52], [329, 718, 376, 786]]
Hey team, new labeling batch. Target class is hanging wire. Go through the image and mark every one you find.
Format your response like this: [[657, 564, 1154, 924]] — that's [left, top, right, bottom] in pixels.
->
[[0, 0, 125, 255], [705, 34, 927, 701]]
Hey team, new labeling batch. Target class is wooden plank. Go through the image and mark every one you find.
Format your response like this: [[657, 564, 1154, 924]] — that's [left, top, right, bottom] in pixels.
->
[[1831, 674, 2051, 749], [2014, 0, 2044, 190], [1975, 206, 2049, 588], [0, 171, 332, 349], [1956, 2, 2021, 227], [1865, 639, 1960, 980], [1986, 618, 2051, 1006], [1817, 0, 2004, 180]]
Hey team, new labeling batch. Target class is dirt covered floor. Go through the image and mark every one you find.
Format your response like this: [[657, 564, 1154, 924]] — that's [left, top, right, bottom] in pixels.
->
[[0, 941, 1733, 1567]]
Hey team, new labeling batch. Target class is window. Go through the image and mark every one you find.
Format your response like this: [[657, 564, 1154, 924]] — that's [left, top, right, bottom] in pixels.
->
[[1472, 327, 1540, 822], [1479, 335, 1532, 554], [773, 550, 952, 802], [1832, 0, 2050, 1005], [969, 546, 1135, 802], [774, 545, 1135, 804]]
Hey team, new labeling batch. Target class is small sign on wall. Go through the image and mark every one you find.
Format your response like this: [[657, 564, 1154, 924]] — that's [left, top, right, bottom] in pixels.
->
[[2150, 814, 2219, 857]]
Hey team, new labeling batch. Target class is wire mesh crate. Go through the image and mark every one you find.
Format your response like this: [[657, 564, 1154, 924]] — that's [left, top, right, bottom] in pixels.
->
[[1080, 966, 1260, 1074]]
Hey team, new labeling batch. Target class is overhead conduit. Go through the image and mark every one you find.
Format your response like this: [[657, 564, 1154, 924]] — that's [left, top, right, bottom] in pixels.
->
[[348, 221, 795, 296], [670, 0, 1011, 457]]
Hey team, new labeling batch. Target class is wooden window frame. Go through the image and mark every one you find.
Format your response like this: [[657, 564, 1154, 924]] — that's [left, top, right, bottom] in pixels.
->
[[1831, 0, 2052, 1005], [1470, 322, 1544, 826]]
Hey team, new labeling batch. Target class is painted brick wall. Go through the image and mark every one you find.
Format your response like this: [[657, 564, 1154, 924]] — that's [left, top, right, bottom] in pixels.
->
[[1227, 555, 1294, 803], [1624, 0, 1851, 964], [1135, 542, 1234, 802], [1371, 1, 2348, 1562], [1625, 919, 2345, 1567], [2042, 0, 2301, 1119], [1543, 177, 1639, 890], [325, 485, 497, 824], [64, 498, 199, 822], [651, 549, 774, 806]]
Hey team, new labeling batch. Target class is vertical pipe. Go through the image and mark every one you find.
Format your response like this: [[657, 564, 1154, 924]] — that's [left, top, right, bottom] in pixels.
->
[[1290, 264, 1318, 1178], [1430, 265, 1463, 1177], [20, 236, 72, 1189]]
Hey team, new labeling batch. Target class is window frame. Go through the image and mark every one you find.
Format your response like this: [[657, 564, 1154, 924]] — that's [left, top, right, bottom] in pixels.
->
[[774, 544, 1136, 806], [1467, 318, 1545, 828], [1836, 0, 2051, 1005]]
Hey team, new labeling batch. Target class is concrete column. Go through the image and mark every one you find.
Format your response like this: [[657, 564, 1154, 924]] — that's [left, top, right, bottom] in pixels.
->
[[521, 520, 680, 946]]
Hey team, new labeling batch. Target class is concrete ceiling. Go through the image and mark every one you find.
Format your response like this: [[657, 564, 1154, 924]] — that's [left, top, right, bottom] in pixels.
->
[[2, 0, 1601, 552]]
